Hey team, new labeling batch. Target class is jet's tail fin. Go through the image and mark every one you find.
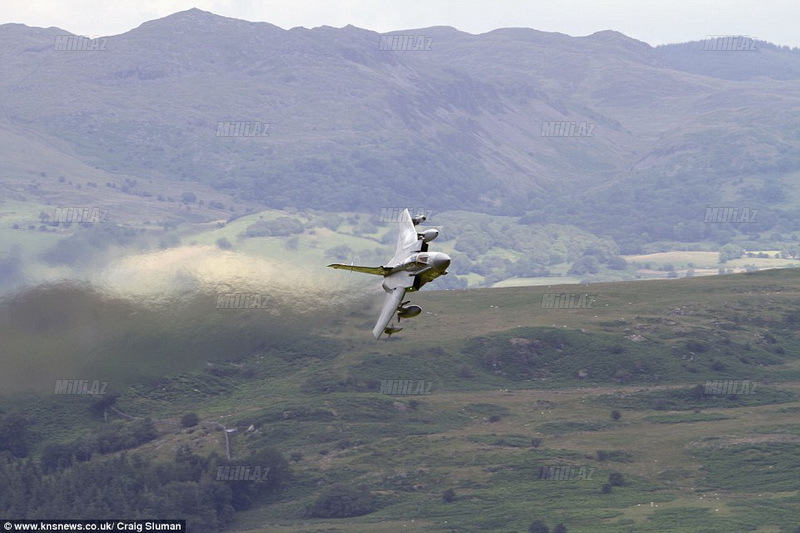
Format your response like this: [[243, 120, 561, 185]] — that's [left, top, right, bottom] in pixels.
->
[[327, 263, 389, 276], [388, 208, 420, 267]]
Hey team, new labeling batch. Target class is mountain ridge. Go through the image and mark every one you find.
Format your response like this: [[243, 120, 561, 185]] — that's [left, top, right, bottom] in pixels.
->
[[1, 9, 800, 254]]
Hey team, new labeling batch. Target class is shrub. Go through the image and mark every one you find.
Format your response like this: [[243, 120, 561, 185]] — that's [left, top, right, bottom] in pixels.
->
[[305, 484, 376, 518], [181, 413, 200, 428], [528, 520, 549, 533], [608, 472, 626, 486]]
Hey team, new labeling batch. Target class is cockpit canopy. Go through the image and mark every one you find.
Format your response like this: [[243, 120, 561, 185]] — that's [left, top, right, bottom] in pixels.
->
[[409, 252, 430, 266]]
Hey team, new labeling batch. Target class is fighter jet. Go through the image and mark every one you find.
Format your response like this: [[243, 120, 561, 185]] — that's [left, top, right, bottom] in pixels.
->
[[327, 209, 451, 338]]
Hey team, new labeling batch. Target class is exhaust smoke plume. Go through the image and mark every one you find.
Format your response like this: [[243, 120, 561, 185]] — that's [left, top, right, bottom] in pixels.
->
[[0, 246, 372, 394]]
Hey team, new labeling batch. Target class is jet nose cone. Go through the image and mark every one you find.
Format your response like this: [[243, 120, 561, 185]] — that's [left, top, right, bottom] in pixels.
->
[[434, 253, 451, 271]]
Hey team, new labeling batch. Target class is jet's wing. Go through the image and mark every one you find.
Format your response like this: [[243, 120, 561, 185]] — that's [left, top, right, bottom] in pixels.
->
[[327, 263, 389, 276], [387, 209, 424, 267], [373, 285, 408, 339]]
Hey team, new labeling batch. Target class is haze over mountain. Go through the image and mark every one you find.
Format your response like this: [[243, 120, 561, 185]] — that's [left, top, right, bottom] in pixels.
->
[[2, 8, 800, 254]]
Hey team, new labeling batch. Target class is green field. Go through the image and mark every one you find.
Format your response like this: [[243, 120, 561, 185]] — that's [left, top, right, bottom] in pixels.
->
[[624, 250, 800, 279], [6, 194, 800, 292]]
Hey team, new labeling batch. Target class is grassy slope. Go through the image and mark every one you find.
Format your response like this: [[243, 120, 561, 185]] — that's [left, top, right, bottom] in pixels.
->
[[9, 269, 800, 532]]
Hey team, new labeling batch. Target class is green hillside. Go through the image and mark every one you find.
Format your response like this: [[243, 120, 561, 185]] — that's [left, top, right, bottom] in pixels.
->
[[2, 269, 800, 531], [3, 11, 800, 258]]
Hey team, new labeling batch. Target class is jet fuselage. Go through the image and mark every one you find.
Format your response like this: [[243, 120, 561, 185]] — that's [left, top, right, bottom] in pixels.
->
[[384, 251, 451, 292]]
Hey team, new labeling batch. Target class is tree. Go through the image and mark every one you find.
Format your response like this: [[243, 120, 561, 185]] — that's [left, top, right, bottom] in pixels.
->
[[40, 443, 74, 472], [553, 523, 567, 533], [0, 412, 32, 458], [719, 244, 744, 262], [454, 230, 491, 259], [458, 365, 474, 378], [608, 472, 626, 486], [220, 447, 289, 510], [691, 384, 707, 400], [320, 214, 343, 231], [610, 410, 621, 421], [181, 413, 200, 428], [88, 393, 119, 419], [305, 484, 376, 518], [528, 520, 549, 533], [568, 256, 599, 276], [606, 256, 628, 270], [442, 488, 456, 503]]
